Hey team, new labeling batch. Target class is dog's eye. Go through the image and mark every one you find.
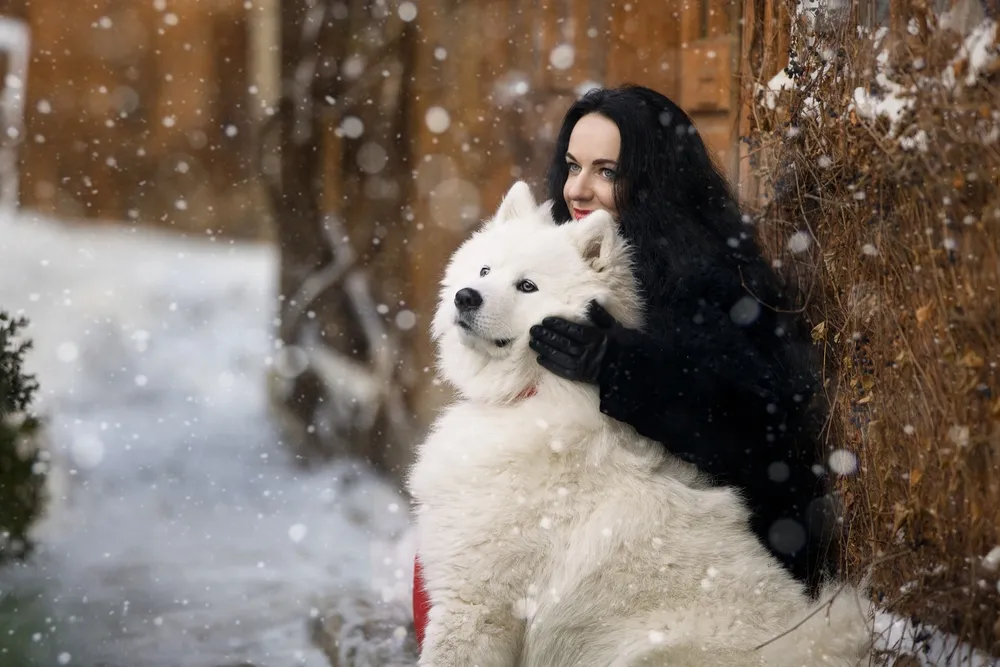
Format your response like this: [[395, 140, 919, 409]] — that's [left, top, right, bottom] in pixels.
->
[[517, 279, 537, 293], [480, 266, 490, 277]]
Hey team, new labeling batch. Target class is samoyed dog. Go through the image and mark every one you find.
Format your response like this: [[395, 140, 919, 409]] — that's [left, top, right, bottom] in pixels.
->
[[408, 181, 873, 667]]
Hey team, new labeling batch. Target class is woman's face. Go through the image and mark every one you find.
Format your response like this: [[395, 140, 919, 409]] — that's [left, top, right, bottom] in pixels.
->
[[563, 113, 621, 221]]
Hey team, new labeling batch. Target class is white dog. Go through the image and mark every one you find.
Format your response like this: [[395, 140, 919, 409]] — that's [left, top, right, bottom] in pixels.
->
[[408, 181, 873, 667]]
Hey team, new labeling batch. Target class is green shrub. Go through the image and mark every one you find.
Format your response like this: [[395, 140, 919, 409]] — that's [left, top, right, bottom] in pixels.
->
[[0, 312, 46, 563]]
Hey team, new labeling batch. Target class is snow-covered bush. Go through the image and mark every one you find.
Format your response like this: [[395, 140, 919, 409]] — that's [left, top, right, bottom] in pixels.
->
[[0, 311, 46, 563], [746, 2, 1000, 658]]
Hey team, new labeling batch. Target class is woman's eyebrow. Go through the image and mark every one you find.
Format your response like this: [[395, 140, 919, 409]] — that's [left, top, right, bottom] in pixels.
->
[[565, 152, 617, 167]]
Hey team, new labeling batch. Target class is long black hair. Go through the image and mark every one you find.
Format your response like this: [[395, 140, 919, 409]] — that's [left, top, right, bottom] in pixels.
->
[[548, 87, 783, 323], [547, 85, 736, 231], [547, 84, 818, 408]]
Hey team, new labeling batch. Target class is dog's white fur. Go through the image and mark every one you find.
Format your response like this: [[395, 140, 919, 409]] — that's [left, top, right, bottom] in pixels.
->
[[409, 181, 874, 667]]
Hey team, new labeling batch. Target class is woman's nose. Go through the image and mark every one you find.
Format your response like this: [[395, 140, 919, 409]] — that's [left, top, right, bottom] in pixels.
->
[[566, 175, 590, 201]]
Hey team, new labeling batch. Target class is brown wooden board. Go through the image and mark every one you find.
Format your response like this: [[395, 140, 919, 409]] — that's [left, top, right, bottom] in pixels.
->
[[14, 0, 259, 236]]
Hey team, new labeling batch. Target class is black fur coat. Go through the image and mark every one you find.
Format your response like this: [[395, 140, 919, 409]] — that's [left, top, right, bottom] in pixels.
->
[[594, 201, 837, 595]]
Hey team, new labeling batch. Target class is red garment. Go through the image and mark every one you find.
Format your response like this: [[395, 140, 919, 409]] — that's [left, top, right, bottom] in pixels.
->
[[413, 554, 430, 651]]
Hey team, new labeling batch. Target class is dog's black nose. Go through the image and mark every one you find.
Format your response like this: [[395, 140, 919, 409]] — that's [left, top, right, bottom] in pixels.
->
[[454, 287, 482, 312]]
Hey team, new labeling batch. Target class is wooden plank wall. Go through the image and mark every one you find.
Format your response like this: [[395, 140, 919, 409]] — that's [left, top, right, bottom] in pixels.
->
[[1, 0, 745, 242], [5, 0, 264, 237]]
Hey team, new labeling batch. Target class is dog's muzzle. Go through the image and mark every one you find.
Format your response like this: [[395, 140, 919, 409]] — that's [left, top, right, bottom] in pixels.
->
[[453, 287, 512, 348]]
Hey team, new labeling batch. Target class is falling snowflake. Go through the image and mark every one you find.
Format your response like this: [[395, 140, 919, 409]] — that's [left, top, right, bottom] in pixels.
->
[[71, 434, 105, 469], [828, 449, 859, 476], [729, 295, 761, 326], [787, 230, 812, 254], [575, 80, 601, 97], [425, 106, 451, 134], [492, 71, 531, 106], [549, 44, 575, 70], [342, 55, 365, 79], [340, 116, 364, 139], [394, 309, 416, 331], [982, 546, 1000, 572], [288, 524, 308, 543], [947, 424, 970, 447], [398, 1, 417, 21]]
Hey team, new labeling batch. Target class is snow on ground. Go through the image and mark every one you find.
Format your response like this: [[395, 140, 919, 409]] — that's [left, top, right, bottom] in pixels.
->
[[0, 213, 414, 667], [873, 612, 1000, 667]]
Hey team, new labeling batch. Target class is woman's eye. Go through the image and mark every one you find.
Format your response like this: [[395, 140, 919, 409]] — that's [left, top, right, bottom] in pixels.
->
[[480, 266, 490, 277], [567, 162, 581, 173], [517, 280, 537, 293], [600, 167, 617, 180]]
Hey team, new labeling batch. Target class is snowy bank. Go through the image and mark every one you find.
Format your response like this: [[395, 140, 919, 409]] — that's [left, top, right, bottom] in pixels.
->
[[0, 214, 412, 667]]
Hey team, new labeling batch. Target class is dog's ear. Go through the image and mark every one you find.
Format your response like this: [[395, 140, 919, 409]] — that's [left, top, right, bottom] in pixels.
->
[[490, 180, 537, 225], [570, 210, 622, 272], [537, 199, 557, 225]]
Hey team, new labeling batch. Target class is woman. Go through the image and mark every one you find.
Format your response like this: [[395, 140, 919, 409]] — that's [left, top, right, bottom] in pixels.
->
[[413, 84, 837, 649]]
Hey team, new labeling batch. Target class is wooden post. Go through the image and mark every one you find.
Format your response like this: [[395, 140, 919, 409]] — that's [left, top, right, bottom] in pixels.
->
[[736, 0, 792, 207], [270, 0, 330, 455], [248, 0, 280, 121], [737, 0, 762, 203]]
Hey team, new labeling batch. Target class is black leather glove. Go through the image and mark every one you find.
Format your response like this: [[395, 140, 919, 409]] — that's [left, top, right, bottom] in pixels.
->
[[529, 301, 617, 384]]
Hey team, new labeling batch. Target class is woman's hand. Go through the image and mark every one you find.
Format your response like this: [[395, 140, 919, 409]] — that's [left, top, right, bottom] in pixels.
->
[[528, 301, 619, 384]]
